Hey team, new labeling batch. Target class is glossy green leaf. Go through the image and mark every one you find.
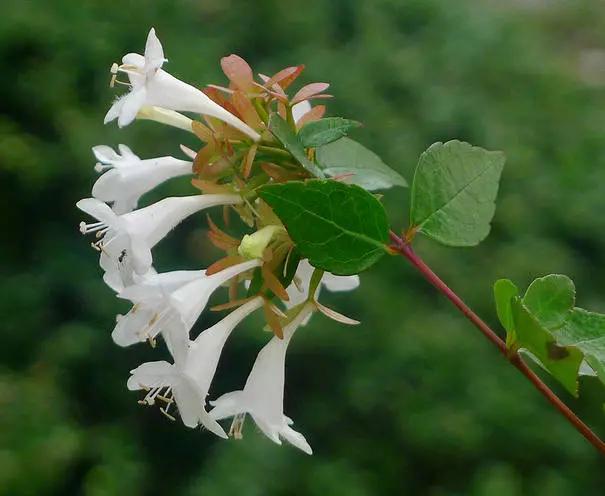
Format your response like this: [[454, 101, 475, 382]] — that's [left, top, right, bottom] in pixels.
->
[[511, 298, 583, 395], [258, 180, 389, 275], [522, 274, 575, 329], [315, 137, 407, 191], [410, 140, 505, 246], [298, 118, 361, 148], [267, 113, 324, 178]]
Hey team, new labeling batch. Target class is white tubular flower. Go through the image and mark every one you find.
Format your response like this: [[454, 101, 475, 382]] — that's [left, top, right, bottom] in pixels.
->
[[113, 260, 261, 363], [127, 297, 263, 436], [77, 194, 242, 291], [136, 105, 193, 132], [92, 144, 193, 214], [112, 269, 205, 346], [210, 303, 315, 455], [286, 259, 360, 309], [105, 28, 260, 141]]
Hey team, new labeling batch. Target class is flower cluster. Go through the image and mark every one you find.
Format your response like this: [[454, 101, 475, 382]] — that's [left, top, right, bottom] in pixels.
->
[[77, 28, 359, 454]]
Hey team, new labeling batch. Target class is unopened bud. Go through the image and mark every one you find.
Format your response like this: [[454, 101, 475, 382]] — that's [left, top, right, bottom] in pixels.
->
[[238, 225, 285, 260]]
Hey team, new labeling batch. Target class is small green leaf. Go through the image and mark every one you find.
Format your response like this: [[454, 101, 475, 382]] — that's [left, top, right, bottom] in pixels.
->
[[315, 137, 407, 191], [494, 274, 605, 398], [494, 279, 519, 334], [258, 180, 389, 275], [410, 140, 505, 246], [268, 113, 324, 178], [554, 309, 605, 386], [298, 118, 361, 148], [511, 298, 583, 395], [523, 274, 575, 330]]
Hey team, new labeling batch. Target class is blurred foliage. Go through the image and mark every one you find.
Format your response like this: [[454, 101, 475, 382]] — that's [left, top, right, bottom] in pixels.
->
[[2, 0, 605, 494]]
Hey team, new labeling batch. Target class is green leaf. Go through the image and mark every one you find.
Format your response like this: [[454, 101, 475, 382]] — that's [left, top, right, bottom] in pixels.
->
[[494, 274, 605, 397], [268, 113, 324, 178], [258, 180, 389, 275], [511, 298, 583, 395], [315, 137, 407, 191], [410, 140, 505, 246], [298, 118, 361, 148], [522, 274, 575, 329], [493, 279, 519, 335], [554, 309, 605, 386]]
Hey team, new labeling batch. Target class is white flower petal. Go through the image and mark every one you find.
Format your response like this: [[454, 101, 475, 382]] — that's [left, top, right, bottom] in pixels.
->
[[92, 152, 192, 214], [76, 198, 118, 227], [92, 145, 121, 163], [117, 88, 147, 127], [113, 306, 156, 346], [110, 196, 139, 215], [209, 390, 244, 420], [144, 28, 166, 73], [322, 274, 360, 292], [172, 377, 204, 428], [127, 360, 173, 390], [104, 96, 125, 124], [122, 52, 145, 67], [117, 144, 139, 161], [281, 425, 312, 455]]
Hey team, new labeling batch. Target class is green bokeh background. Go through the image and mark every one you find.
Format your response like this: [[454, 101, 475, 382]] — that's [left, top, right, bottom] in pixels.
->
[[2, 0, 605, 494]]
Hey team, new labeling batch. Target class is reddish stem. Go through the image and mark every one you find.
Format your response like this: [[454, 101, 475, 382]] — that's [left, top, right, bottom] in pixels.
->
[[389, 231, 605, 456]]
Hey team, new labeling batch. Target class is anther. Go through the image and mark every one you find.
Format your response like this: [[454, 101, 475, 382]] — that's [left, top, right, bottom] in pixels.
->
[[229, 413, 246, 440]]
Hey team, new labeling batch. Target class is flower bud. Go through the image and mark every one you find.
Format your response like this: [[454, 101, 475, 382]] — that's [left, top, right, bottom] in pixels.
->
[[238, 225, 285, 260]]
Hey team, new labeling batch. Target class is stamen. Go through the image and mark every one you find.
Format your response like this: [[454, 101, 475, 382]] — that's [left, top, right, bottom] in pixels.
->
[[160, 407, 176, 421], [95, 227, 110, 238], [110, 62, 119, 74], [136, 384, 180, 422], [113, 78, 132, 87], [243, 196, 261, 219], [80, 221, 108, 235], [99, 233, 118, 251], [228, 413, 246, 440], [136, 307, 173, 345], [143, 384, 171, 405]]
